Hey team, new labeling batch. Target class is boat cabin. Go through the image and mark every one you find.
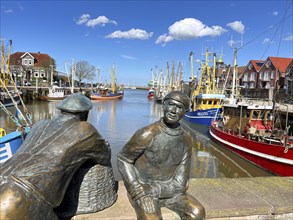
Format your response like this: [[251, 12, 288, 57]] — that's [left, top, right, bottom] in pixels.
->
[[193, 94, 225, 111]]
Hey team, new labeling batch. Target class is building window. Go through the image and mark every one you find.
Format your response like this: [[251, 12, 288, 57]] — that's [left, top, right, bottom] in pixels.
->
[[40, 70, 45, 78], [28, 59, 33, 65], [249, 72, 255, 81], [34, 71, 39, 78], [264, 71, 270, 81], [259, 71, 263, 80], [23, 59, 28, 65], [271, 70, 275, 79]]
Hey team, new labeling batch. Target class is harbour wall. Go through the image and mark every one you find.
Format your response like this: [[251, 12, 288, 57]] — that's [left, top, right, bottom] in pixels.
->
[[74, 177, 293, 220]]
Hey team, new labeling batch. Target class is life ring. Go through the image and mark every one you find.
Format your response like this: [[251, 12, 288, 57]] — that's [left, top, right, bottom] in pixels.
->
[[248, 100, 253, 105]]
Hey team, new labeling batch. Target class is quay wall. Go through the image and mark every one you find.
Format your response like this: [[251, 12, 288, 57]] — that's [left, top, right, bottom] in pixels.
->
[[7, 86, 148, 101], [75, 177, 293, 220]]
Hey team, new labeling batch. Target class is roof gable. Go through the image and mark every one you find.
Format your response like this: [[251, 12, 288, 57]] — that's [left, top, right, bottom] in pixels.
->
[[20, 52, 34, 59], [268, 57, 293, 72], [10, 52, 53, 67], [242, 60, 264, 74], [251, 60, 264, 71]]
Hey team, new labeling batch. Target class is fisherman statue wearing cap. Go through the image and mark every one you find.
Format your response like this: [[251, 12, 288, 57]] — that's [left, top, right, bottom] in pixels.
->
[[117, 91, 206, 220], [0, 93, 116, 220]]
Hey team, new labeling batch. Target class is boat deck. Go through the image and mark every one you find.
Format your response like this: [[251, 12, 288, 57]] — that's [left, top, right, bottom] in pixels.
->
[[74, 177, 293, 220]]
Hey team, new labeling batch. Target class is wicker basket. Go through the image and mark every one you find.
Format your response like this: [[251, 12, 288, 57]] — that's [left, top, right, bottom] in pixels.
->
[[55, 162, 118, 218]]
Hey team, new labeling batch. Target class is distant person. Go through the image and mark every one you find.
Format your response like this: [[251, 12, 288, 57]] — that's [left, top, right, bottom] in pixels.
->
[[117, 91, 206, 220], [0, 93, 113, 220]]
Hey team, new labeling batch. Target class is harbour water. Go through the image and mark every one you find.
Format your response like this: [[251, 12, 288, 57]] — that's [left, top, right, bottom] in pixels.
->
[[1, 89, 273, 179]]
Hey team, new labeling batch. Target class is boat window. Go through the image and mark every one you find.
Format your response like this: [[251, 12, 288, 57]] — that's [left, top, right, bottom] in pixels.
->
[[252, 110, 261, 119], [208, 100, 213, 105], [203, 100, 207, 104]]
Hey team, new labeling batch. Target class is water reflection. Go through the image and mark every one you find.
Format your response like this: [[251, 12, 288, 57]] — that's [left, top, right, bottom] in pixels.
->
[[87, 90, 164, 178], [1, 89, 273, 180], [186, 126, 273, 178]]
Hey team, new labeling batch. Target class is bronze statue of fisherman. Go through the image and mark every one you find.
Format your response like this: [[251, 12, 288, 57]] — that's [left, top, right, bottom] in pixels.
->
[[0, 93, 116, 220], [117, 91, 206, 220]]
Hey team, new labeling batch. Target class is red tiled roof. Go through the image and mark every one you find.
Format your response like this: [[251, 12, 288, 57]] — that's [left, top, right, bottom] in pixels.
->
[[251, 60, 264, 71], [268, 57, 293, 73], [10, 52, 53, 67]]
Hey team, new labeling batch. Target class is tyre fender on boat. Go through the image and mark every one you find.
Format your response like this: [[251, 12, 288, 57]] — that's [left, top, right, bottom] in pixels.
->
[[0, 128, 6, 137]]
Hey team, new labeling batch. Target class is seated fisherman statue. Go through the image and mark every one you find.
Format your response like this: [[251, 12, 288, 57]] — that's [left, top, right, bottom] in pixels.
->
[[117, 91, 206, 220], [0, 93, 116, 220]]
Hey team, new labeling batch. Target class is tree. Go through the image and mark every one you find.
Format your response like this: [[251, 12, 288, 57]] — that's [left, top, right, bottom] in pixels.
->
[[72, 60, 96, 87]]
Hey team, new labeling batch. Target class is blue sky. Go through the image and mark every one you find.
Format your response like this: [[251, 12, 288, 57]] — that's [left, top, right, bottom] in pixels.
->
[[1, 0, 292, 86]]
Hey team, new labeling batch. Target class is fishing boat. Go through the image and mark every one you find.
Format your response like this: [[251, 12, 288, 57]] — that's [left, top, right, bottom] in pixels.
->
[[0, 127, 30, 163], [147, 69, 157, 99], [153, 62, 183, 102], [90, 64, 124, 101], [90, 87, 124, 100], [147, 88, 155, 99], [183, 50, 225, 127], [210, 101, 293, 176], [0, 39, 32, 163], [153, 68, 167, 103], [209, 48, 293, 176], [0, 89, 21, 107], [39, 83, 69, 102]]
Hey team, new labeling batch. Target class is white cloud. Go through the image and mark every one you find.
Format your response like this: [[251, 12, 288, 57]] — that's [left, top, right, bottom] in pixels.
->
[[227, 21, 245, 34], [76, 14, 90, 25], [87, 16, 117, 27], [106, 28, 153, 40], [273, 11, 278, 16], [76, 14, 117, 27], [121, 54, 137, 60], [155, 34, 174, 46], [156, 18, 227, 45], [283, 35, 293, 41]]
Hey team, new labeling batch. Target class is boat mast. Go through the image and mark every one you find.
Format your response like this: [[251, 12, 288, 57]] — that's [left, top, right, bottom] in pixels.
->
[[231, 48, 238, 101], [178, 62, 183, 91], [71, 60, 75, 94], [171, 62, 175, 91], [189, 51, 194, 80], [212, 52, 216, 93], [0, 38, 5, 80], [111, 64, 117, 94], [0, 38, 10, 86]]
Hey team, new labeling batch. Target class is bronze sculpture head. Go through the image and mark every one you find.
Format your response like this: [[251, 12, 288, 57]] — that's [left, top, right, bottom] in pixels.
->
[[163, 90, 190, 111], [57, 93, 93, 120]]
